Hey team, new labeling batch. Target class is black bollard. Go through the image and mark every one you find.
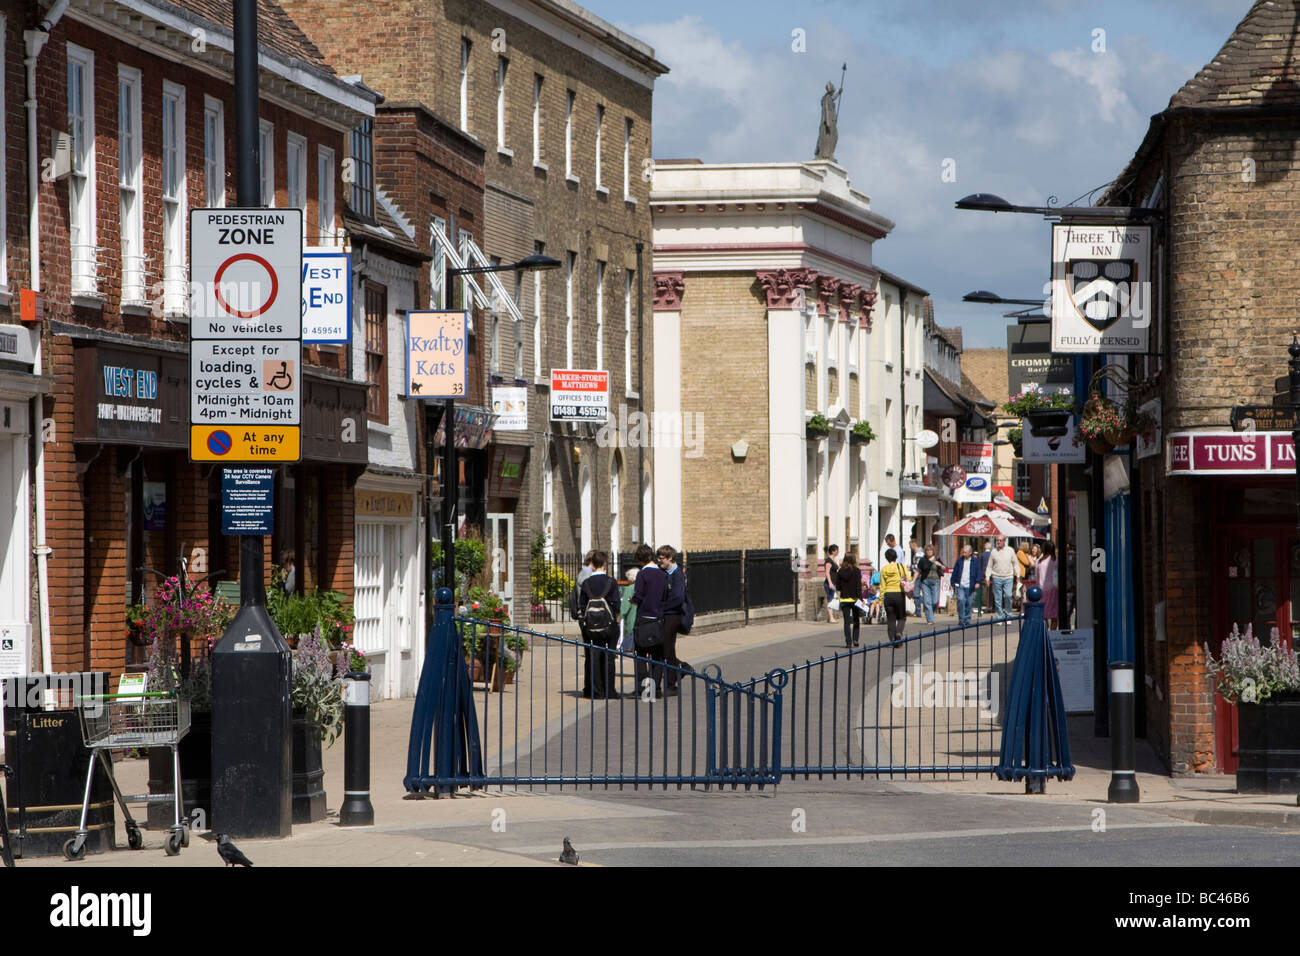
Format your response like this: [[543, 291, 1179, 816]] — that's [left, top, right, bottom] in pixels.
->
[[1107, 662, 1140, 803], [339, 672, 374, 827]]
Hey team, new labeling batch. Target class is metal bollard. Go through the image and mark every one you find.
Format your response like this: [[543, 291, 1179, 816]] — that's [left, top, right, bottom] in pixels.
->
[[339, 672, 375, 826], [1107, 662, 1140, 804]]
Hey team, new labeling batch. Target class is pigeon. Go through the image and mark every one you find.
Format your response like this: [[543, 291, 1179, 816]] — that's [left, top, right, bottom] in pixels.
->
[[559, 837, 579, 865], [216, 834, 253, 867]]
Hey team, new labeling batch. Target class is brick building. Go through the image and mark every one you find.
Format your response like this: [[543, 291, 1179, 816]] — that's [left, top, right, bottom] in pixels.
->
[[280, 0, 667, 620], [1100, 0, 1300, 773], [2, 0, 374, 684], [346, 102, 487, 698], [651, 159, 923, 607]]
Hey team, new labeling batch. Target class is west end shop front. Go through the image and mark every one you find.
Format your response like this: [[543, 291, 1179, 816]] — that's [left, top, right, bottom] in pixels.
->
[[54, 331, 367, 681], [1165, 430, 1300, 774]]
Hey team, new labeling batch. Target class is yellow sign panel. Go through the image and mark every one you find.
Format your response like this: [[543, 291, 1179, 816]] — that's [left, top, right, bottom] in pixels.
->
[[190, 425, 301, 462]]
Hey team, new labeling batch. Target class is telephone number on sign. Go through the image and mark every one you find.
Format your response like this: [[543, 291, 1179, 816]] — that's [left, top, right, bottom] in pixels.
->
[[551, 404, 606, 419]]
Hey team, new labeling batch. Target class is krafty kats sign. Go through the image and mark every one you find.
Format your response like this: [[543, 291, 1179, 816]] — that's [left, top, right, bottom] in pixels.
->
[[406, 311, 468, 399], [1166, 431, 1295, 475], [1051, 223, 1152, 354], [550, 369, 610, 422]]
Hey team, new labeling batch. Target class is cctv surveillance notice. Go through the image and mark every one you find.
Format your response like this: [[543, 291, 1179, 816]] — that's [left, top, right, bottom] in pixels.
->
[[189, 208, 302, 462]]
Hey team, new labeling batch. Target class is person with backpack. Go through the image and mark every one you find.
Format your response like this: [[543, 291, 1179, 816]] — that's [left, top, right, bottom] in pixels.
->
[[571, 550, 621, 699]]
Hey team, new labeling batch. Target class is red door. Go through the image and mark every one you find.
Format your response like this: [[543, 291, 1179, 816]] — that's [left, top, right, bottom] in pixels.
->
[[1214, 528, 1296, 773]]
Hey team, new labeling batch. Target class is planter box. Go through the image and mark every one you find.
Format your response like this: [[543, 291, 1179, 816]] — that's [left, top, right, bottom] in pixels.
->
[[292, 710, 327, 824], [1237, 697, 1300, 794], [1024, 409, 1071, 437]]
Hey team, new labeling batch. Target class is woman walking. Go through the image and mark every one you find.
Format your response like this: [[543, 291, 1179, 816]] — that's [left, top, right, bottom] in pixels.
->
[[822, 544, 840, 624], [880, 548, 909, 646], [912, 544, 945, 624], [836, 553, 864, 648], [1036, 540, 1060, 629]]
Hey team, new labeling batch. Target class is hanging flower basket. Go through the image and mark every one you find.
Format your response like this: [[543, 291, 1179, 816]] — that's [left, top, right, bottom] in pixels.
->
[[1104, 426, 1138, 448], [1024, 409, 1071, 437], [1086, 435, 1114, 456]]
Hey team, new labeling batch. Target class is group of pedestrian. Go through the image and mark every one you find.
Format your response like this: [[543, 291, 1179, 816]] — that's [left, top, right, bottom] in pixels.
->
[[571, 544, 695, 700], [948, 536, 1060, 627], [823, 531, 1063, 635]]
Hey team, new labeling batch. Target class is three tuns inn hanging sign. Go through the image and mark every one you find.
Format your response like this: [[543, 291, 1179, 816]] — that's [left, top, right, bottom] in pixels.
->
[[1051, 223, 1152, 354]]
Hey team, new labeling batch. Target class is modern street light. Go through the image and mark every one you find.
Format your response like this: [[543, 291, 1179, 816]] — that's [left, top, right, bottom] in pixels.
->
[[433, 254, 560, 599], [963, 291, 1050, 325]]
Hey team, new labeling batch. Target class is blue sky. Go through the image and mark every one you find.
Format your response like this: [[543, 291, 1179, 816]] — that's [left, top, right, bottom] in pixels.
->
[[589, 0, 1251, 347]]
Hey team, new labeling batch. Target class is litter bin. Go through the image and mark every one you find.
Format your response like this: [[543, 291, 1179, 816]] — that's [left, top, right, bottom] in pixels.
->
[[2, 674, 114, 858]]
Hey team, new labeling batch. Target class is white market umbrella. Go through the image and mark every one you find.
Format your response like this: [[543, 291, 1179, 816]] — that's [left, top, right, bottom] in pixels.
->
[[934, 509, 1046, 540], [993, 493, 1051, 528]]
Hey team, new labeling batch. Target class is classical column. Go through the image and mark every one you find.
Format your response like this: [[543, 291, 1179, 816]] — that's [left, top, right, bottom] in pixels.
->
[[758, 268, 815, 553], [652, 272, 685, 549]]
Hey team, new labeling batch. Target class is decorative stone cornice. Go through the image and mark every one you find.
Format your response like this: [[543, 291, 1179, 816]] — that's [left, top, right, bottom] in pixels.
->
[[859, 288, 878, 329], [838, 282, 863, 323], [815, 274, 841, 316], [653, 271, 685, 311], [756, 268, 816, 309]]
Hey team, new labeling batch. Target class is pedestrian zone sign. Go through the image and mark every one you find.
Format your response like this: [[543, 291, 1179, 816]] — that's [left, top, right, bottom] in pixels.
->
[[189, 208, 302, 462]]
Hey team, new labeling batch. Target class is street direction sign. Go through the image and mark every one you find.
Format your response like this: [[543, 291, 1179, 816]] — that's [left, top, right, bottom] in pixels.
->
[[189, 207, 302, 462], [1231, 404, 1299, 432]]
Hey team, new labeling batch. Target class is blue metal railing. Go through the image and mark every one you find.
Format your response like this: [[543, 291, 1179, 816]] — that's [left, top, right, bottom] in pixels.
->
[[405, 590, 785, 792], [740, 614, 1023, 779]]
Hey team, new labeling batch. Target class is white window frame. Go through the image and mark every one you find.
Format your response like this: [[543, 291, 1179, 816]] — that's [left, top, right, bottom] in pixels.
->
[[203, 95, 225, 209], [624, 269, 633, 395], [594, 104, 605, 193], [286, 131, 307, 219], [118, 66, 144, 306], [804, 307, 817, 364], [623, 117, 634, 203], [532, 74, 544, 168], [460, 38, 471, 133], [67, 44, 98, 297], [827, 315, 837, 363], [513, 269, 524, 379], [565, 250, 576, 368], [0, 15, 7, 290], [161, 81, 187, 316], [496, 55, 509, 153], [258, 119, 274, 206], [489, 256, 501, 374], [595, 259, 605, 370], [849, 319, 859, 372], [533, 241, 544, 379], [564, 89, 577, 182], [317, 145, 335, 246]]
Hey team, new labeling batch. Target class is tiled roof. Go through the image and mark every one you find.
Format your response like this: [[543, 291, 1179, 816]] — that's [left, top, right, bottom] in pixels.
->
[[343, 188, 426, 261], [166, 0, 334, 73], [962, 348, 1010, 408], [960, 370, 994, 409], [1169, 1, 1300, 109], [939, 325, 963, 353]]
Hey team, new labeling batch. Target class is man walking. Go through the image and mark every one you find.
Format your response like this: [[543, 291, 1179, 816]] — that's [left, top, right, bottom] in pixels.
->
[[951, 544, 977, 626], [984, 535, 1021, 620], [880, 533, 899, 571], [572, 550, 620, 698]]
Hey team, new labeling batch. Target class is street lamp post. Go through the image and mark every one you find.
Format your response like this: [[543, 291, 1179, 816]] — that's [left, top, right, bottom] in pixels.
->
[[1289, 336, 1300, 547], [429, 254, 559, 607]]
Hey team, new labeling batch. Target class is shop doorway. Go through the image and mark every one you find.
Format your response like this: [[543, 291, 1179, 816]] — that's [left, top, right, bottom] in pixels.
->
[[354, 522, 414, 699], [1214, 523, 1298, 773]]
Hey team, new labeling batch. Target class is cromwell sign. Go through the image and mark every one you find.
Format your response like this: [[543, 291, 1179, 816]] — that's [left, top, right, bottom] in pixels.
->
[[1167, 431, 1294, 475]]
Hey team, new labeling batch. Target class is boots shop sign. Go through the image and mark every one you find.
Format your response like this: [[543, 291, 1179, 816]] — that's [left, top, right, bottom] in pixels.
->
[[1166, 431, 1296, 475]]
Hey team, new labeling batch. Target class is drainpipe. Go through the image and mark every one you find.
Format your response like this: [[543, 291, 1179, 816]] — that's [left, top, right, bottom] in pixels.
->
[[25, 0, 70, 675], [899, 293, 908, 544], [635, 241, 644, 544]]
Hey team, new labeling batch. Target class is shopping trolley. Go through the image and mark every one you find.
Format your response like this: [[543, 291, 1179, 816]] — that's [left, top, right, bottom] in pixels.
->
[[65, 692, 191, 861]]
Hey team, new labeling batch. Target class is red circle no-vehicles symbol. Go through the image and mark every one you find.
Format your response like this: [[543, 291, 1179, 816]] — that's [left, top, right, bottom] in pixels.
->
[[214, 253, 279, 319]]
